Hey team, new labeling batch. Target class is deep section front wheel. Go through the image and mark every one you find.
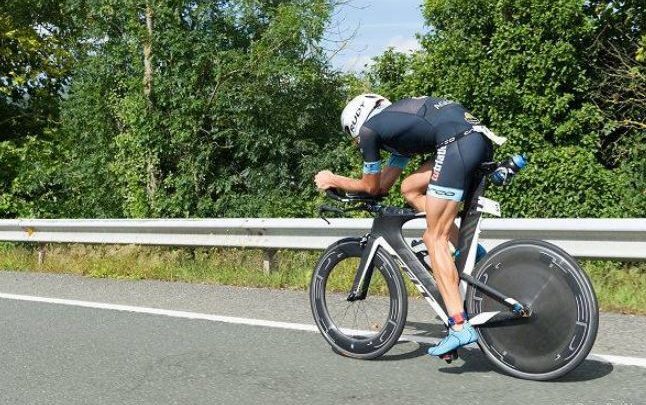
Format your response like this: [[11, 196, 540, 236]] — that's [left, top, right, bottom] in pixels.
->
[[310, 238, 407, 359], [466, 240, 598, 380]]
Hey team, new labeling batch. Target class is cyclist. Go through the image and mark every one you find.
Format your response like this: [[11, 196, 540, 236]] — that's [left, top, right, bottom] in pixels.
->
[[314, 94, 506, 358]]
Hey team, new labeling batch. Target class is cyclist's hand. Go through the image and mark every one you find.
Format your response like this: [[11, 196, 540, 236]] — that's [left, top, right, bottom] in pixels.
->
[[315, 170, 336, 191]]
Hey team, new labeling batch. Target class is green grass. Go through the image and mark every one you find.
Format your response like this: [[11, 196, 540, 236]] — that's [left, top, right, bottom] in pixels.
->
[[0, 243, 644, 314], [0, 243, 317, 290], [583, 260, 646, 314]]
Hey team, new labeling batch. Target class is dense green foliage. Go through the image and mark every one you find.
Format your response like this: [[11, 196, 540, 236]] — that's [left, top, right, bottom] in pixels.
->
[[1, 0, 644, 219], [369, 0, 645, 218], [0, 1, 75, 140], [2, 0, 350, 218], [0, 0, 78, 216]]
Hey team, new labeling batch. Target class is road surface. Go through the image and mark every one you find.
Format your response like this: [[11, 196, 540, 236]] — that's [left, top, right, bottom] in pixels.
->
[[0, 271, 644, 404]]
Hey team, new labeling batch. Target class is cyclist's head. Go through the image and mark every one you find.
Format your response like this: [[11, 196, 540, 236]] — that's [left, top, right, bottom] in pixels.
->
[[341, 94, 391, 140]]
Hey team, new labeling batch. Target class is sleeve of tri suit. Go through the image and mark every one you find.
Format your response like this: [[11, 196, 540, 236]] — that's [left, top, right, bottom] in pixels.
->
[[358, 126, 382, 175], [386, 153, 411, 170]]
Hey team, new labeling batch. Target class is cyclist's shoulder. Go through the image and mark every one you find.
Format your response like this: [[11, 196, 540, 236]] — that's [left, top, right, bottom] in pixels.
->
[[357, 125, 380, 147], [364, 97, 428, 130], [384, 96, 430, 114], [380, 96, 469, 118]]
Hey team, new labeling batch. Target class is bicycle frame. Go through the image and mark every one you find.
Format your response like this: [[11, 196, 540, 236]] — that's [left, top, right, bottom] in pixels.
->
[[347, 172, 528, 327]]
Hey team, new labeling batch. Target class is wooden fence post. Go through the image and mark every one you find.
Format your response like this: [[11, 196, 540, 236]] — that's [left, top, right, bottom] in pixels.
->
[[37, 243, 46, 266], [263, 249, 278, 274]]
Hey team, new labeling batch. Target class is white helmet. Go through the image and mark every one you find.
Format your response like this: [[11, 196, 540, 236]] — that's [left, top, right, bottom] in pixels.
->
[[341, 93, 391, 139]]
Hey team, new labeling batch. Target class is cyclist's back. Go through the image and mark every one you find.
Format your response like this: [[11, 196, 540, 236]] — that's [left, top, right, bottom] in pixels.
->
[[359, 96, 477, 158]]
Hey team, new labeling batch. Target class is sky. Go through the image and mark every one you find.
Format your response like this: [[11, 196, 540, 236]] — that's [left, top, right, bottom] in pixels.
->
[[327, 0, 427, 72]]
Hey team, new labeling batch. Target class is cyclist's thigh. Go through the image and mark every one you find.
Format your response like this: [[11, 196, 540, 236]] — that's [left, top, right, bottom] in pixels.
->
[[425, 195, 459, 234], [428, 133, 491, 201], [401, 159, 433, 195]]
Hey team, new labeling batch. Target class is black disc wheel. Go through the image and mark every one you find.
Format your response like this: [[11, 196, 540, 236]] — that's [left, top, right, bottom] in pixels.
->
[[466, 240, 598, 380], [310, 238, 407, 359]]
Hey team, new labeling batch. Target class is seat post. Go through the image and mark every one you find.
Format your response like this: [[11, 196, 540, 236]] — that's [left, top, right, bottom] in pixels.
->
[[455, 174, 486, 274]]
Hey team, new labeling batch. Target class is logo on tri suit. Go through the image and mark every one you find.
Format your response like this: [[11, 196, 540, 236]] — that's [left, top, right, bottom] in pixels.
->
[[432, 145, 447, 182], [431, 188, 455, 197], [433, 100, 455, 109], [464, 112, 480, 125]]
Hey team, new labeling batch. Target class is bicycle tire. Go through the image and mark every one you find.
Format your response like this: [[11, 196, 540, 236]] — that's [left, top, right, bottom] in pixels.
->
[[310, 238, 408, 359], [465, 239, 599, 380]]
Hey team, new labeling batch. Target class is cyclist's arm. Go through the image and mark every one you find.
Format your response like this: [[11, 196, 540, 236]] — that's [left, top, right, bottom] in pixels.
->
[[329, 172, 381, 195], [344, 127, 383, 195], [378, 166, 401, 194], [317, 157, 382, 195], [316, 126, 389, 195], [378, 154, 410, 194]]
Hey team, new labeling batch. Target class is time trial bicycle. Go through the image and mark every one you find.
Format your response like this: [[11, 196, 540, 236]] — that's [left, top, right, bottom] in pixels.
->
[[309, 158, 598, 381]]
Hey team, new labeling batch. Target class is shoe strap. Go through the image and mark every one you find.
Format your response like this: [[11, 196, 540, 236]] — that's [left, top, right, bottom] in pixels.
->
[[448, 312, 468, 326]]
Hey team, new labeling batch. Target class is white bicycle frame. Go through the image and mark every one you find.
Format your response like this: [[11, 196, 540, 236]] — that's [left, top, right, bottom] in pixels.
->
[[353, 195, 522, 327]]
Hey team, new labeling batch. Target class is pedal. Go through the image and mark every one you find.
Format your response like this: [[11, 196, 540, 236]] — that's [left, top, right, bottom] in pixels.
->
[[440, 349, 458, 364], [410, 239, 426, 253]]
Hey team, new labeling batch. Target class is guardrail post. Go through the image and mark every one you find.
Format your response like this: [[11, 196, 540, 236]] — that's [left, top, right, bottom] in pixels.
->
[[37, 243, 46, 266], [263, 249, 277, 274]]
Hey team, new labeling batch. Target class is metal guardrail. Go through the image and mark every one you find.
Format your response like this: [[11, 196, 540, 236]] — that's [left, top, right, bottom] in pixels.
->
[[0, 218, 644, 260]]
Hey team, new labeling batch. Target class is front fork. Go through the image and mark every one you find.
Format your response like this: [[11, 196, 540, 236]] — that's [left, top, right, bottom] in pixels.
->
[[347, 233, 374, 302]]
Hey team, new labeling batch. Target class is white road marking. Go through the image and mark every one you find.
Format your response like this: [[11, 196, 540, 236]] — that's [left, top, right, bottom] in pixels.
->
[[0, 292, 319, 332], [1, 292, 645, 369], [588, 354, 646, 368]]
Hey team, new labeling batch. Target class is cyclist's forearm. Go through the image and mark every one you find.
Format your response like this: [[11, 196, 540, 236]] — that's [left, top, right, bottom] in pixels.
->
[[331, 173, 380, 194], [379, 166, 402, 194]]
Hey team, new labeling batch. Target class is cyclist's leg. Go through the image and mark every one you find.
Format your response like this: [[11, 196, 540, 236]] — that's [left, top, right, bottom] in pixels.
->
[[401, 160, 458, 245], [424, 195, 479, 355], [400, 160, 432, 212], [423, 196, 463, 316], [424, 134, 491, 356]]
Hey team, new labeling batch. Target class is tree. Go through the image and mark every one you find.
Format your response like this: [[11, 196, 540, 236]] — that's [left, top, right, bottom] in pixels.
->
[[369, 0, 644, 218], [32, 0, 346, 218], [0, 1, 77, 217], [586, 1, 645, 212]]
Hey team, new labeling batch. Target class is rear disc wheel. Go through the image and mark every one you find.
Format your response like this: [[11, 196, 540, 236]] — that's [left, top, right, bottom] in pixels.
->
[[466, 240, 598, 380]]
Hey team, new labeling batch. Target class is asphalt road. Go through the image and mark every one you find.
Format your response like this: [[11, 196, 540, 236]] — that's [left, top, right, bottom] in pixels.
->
[[0, 271, 644, 404]]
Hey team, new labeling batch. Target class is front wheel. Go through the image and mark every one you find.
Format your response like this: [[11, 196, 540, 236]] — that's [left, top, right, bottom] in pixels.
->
[[310, 238, 407, 359], [465, 240, 599, 380]]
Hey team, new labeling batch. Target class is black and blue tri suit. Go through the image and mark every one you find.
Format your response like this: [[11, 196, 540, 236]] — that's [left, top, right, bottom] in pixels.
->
[[358, 96, 493, 201]]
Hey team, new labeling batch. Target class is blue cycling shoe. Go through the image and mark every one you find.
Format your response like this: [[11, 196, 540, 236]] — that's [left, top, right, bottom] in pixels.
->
[[427, 322, 479, 357]]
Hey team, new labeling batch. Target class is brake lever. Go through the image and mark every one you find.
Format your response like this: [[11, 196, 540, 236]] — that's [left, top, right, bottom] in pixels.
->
[[318, 206, 330, 224], [319, 205, 345, 214], [318, 205, 345, 224]]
